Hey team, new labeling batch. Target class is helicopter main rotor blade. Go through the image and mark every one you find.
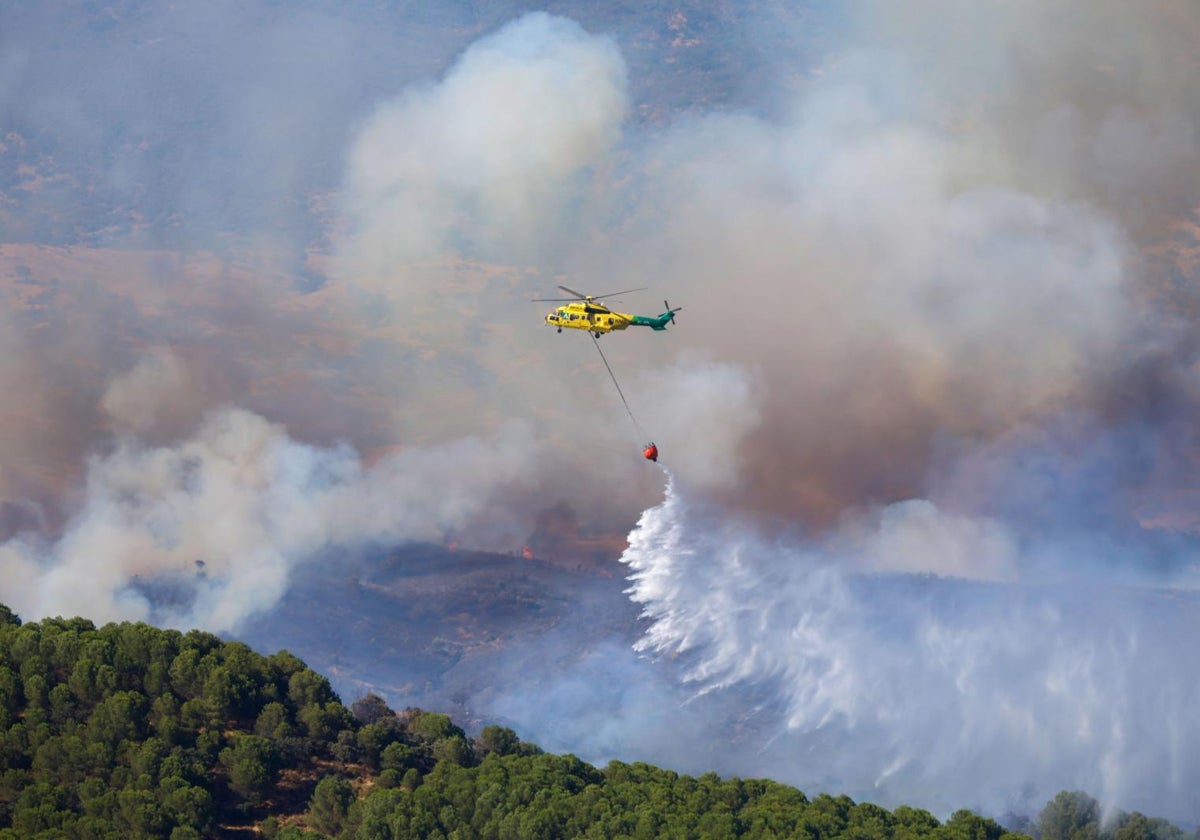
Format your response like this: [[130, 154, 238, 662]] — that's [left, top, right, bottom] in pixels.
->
[[591, 286, 647, 300], [538, 284, 649, 302]]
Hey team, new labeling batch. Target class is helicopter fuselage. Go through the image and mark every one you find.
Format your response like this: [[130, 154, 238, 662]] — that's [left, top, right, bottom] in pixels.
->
[[544, 300, 675, 334], [545, 301, 634, 334]]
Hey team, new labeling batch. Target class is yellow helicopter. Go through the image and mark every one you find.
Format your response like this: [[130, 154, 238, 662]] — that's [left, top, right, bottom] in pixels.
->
[[534, 285, 682, 338]]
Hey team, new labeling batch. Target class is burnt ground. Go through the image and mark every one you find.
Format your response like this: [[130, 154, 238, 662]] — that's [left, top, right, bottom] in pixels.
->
[[236, 542, 644, 724]]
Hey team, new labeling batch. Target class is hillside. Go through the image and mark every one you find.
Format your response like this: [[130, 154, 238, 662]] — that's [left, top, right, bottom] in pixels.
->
[[0, 604, 1188, 840], [236, 541, 638, 715]]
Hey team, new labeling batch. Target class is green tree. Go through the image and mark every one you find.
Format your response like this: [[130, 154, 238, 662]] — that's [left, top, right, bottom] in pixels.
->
[[380, 741, 413, 773], [265, 650, 306, 692], [116, 786, 167, 837], [180, 696, 221, 731], [1110, 812, 1188, 840], [309, 774, 356, 835], [351, 693, 393, 724], [410, 711, 459, 741], [296, 701, 353, 746], [1038, 791, 1101, 840], [432, 734, 474, 766], [478, 725, 520, 757], [851, 801, 898, 837], [287, 669, 336, 708], [11, 781, 69, 837], [21, 672, 48, 713], [32, 733, 92, 786], [219, 734, 280, 804], [69, 655, 117, 707], [206, 642, 265, 724], [159, 777, 214, 833], [87, 690, 149, 747], [150, 693, 182, 745], [357, 718, 406, 770], [0, 666, 19, 729], [895, 804, 942, 840], [47, 682, 76, 726], [168, 648, 207, 699], [255, 701, 294, 741], [938, 809, 1009, 840]]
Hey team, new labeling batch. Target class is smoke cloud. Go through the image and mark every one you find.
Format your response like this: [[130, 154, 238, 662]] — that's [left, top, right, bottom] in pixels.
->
[[0, 405, 536, 632], [100, 347, 205, 439], [613, 75, 1139, 524], [342, 12, 629, 273], [593, 1, 1200, 818]]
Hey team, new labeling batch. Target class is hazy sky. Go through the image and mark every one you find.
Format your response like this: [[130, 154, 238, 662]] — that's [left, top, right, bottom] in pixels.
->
[[2, 0, 1200, 822]]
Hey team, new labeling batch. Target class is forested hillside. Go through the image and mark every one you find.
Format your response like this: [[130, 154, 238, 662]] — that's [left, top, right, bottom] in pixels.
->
[[0, 605, 1187, 839]]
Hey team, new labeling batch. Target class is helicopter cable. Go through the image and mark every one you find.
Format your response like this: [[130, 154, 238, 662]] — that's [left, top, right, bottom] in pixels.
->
[[591, 333, 647, 441]]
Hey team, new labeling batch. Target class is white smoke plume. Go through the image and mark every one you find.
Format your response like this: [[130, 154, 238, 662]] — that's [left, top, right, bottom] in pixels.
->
[[0, 407, 536, 633], [341, 11, 629, 277]]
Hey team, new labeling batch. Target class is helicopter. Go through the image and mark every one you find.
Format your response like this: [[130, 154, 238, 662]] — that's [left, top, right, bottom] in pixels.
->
[[534, 285, 682, 338]]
